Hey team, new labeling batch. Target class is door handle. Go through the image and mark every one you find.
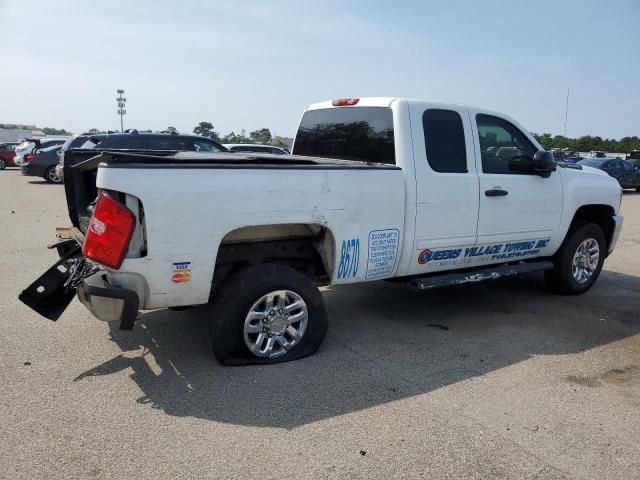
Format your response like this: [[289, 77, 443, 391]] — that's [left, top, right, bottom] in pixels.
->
[[485, 189, 508, 197]]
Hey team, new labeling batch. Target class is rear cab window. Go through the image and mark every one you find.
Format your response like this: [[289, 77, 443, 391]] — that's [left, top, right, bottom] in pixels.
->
[[293, 107, 395, 164], [423, 109, 467, 173]]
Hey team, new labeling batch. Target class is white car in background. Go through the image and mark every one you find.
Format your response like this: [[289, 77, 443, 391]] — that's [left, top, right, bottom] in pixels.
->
[[223, 143, 290, 154], [14, 138, 68, 165]]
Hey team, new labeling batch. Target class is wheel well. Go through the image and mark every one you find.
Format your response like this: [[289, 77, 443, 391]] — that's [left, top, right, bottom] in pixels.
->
[[570, 204, 615, 250], [212, 224, 336, 292]]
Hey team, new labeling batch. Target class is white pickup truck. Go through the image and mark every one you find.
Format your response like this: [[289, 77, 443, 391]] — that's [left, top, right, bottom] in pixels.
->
[[20, 97, 623, 365]]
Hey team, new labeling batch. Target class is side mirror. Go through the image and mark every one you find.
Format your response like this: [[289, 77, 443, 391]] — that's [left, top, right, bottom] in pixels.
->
[[532, 150, 556, 178]]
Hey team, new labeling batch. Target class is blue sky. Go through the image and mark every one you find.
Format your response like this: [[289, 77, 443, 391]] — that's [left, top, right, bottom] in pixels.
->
[[1, 0, 638, 138]]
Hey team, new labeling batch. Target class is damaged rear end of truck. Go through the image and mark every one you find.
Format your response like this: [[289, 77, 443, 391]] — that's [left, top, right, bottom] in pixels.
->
[[18, 149, 161, 330]]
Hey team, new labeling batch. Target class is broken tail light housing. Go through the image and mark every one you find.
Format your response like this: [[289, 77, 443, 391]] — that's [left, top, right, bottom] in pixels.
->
[[82, 192, 136, 269], [332, 98, 360, 106]]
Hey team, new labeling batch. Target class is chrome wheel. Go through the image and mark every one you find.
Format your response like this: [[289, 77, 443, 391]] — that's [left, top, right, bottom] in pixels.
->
[[571, 238, 599, 284], [47, 167, 62, 183], [243, 290, 308, 358]]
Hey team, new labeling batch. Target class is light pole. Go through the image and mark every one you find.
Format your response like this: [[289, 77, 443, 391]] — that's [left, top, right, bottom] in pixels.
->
[[116, 89, 127, 132]]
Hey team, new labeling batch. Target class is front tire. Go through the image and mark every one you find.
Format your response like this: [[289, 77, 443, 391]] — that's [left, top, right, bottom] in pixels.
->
[[208, 264, 328, 365], [0, 159, 6, 170], [545, 223, 605, 294], [44, 165, 63, 184]]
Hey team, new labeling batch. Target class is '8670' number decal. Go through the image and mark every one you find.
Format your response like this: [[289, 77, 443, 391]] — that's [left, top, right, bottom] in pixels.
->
[[337, 238, 360, 279]]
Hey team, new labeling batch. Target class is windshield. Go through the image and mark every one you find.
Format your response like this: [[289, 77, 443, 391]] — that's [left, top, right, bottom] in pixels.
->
[[293, 107, 395, 164], [578, 159, 607, 168]]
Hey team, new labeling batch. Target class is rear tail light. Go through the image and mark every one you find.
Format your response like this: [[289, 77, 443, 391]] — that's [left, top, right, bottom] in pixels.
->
[[82, 192, 136, 269], [332, 98, 360, 106], [25, 154, 35, 163]]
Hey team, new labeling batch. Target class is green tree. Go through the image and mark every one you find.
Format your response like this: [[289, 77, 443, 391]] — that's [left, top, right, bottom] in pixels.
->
[[533, 133, 553, 150], [193, 121, 220, 141], [87, 128, 102, 134], [42, 127, 71, 136], [220, 129, 252, 144], [165, 126, 178, 133], [249, 128, 272, 145]]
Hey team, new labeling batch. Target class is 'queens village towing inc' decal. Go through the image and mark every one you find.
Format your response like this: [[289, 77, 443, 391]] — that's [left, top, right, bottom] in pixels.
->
[[418, 238, 551, 264]]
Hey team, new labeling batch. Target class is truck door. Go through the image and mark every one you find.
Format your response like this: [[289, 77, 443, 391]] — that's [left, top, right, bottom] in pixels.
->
[[469, 110, 562, 266], [406, 104, 480, 275]]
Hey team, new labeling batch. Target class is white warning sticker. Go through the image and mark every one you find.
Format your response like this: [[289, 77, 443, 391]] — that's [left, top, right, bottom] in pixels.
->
[[366, 229, 400, 279]]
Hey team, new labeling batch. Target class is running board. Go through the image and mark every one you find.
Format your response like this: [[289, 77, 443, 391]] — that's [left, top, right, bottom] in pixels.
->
[[409, 261, 554, 290]]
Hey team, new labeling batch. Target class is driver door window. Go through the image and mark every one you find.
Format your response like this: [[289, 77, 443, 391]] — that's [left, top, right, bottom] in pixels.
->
[[476, 114, 536, 174]]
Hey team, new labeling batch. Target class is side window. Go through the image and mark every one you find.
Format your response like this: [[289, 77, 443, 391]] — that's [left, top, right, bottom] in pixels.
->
[[193, 140, 222, 152], [476, 114, 537, 174], [422, 109, 467, 173], [146, 137, 191, 150], [103, 136, 145, 149]]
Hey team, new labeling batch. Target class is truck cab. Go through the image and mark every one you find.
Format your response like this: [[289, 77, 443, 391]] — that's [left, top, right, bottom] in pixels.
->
[[293, 98, 620, 278]]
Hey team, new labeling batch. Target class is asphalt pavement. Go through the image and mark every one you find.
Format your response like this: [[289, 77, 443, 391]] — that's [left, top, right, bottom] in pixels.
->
[[1, 169, 639, 479]]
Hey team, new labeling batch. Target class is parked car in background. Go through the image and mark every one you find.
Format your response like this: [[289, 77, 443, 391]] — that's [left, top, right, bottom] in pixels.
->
[[93, 131, 226, 151], [14, 138, 66, 166], [578, 157, 640, 191], [54, 133, 108, 181], [551, 149, 582, 164], [54, 131, 227, 181], [224, 143, 289, 154], [0, 142, 20, 169], [20, 143, 64, 183], [627, 150, 640, 165]]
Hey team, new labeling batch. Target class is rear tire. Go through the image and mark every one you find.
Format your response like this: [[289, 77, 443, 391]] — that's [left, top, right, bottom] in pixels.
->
[[545, 223, 605, 295], [0, 159, 6, 170], [208, 264, 328, 365], [44, 166, 62, 184]]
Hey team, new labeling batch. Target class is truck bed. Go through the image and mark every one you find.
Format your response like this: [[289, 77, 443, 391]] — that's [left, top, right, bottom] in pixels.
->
[[64, 149, 400, 232]]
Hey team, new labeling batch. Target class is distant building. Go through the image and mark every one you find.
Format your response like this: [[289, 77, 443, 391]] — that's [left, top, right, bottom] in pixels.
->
[[0, 128, 46, 143]]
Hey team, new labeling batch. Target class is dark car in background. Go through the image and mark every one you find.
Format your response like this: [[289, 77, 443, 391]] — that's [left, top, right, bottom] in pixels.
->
[[223, 143, 289, 154], [20, 143, 64, 183], [0, 142, 20, 169], [55, 131, 227, 181], [578, 157, 640, 191]]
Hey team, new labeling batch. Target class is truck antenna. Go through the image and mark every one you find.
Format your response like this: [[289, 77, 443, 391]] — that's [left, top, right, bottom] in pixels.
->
[[563, 86, 570, 138]]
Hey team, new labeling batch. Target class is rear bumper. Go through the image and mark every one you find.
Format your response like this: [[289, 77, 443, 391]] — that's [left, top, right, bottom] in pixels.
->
[[608, 214, 623, 255], [77, 274, 139, 330], [21, 163, 45, 176]]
